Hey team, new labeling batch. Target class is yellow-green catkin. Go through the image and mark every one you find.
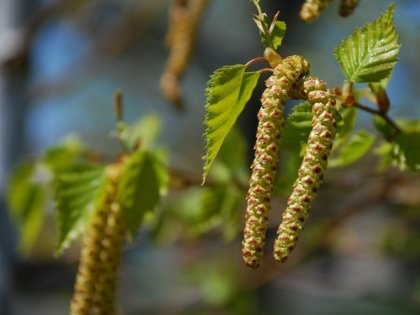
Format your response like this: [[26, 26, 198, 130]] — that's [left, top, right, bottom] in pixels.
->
[[242, 56, 309, 268], [70, 165, 125, 315], [160, 0, 208, 109], [273, 76, 337, 263], [339, 0, 360, 17], [300, 0, 332, 23]]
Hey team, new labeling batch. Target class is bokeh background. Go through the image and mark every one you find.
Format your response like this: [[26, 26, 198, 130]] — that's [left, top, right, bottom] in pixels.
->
[[1, 0, 420, 314]]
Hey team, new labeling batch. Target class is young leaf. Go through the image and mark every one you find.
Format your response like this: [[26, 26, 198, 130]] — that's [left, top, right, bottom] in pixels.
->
[[8, 162, 50, 256], [117, 150, 168, 236], [329, 130, 376, 167], [334, 4, 400, 82], [270, 21, 286, 50], [257, 18, 286, 50], [55, 165, 108, 256], [203, 65, 260, 183]]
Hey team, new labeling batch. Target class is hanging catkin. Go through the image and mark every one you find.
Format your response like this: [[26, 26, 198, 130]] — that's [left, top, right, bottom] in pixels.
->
[[242, 56, 310, 268], [339, 0, 360, 17], [70, 165, 125, 315], [160, 0, 208, 109], [273, 76, 337, 263], [300, 0, 332, 23]]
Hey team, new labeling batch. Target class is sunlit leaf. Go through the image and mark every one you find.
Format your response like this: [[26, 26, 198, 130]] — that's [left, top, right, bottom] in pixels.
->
[[257, 17, 286, 50], [335, 4, 400, 82], [203, 65, 260, 183]]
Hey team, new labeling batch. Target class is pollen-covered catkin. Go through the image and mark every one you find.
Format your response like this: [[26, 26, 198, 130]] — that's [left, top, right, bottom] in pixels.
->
[[160, 0, 208, 109], [242, 56, 309, 268], [70, 165, 125, 315], [339, 0, 360, 17], [273, 76, 337, 263], [300, 0, 332, 23]]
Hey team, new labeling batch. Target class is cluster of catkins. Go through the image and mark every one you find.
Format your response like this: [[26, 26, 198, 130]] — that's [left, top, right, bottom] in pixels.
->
[[242, 53, 338, 268], [70, 165, 125, 315], [300, 0, 360, 22]]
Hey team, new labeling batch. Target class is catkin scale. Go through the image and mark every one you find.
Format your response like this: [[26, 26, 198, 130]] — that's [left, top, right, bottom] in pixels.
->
[[70, 165, 125, 315], [273, 76, 337, 263], [242, 56, 309, 268]]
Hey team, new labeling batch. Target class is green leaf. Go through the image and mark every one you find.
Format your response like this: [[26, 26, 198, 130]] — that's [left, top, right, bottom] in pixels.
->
[[259, 20, 286, 50], [8, 162, 50, 256], [281, 102, 313, 152], [55, 166, 107, 255], [335, 4, 400, 82], [203, 65, 260, 183], [269, 21, 287, 50], [55, 165, 107, 256], [329, 130, 376, 167], [117, 150, 168, 236]]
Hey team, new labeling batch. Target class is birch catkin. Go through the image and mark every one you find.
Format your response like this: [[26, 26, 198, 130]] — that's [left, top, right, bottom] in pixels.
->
[[273, 76, 337, 263], [160, 0, 208, 108], [300, 0, 332, 23], [339, 0, 360, 17], [70, 165, 125, 315], [242, 56, 309, 268]]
